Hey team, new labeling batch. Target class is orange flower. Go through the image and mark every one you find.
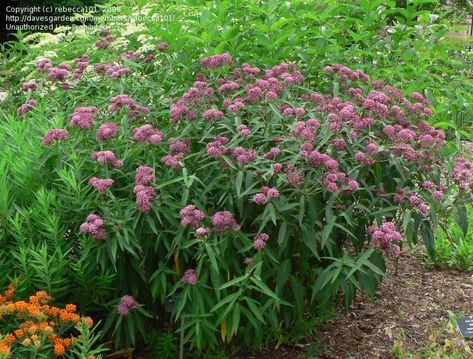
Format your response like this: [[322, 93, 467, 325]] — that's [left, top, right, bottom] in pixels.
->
[[84, 316, 94, 328], [65, 304, 76, 313], [53, 342, 65, 356], [5, 334, 16, 345], [14, 329, 23, 339]]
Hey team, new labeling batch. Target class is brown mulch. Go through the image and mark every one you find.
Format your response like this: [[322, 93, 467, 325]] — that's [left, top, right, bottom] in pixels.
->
[[317, 248, 473, 359]]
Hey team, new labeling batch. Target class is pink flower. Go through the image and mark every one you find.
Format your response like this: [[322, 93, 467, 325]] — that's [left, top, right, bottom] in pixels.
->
[[21, 80, 37, 91], [203, 109, 224, 121], [253, 233, 269, 251], [180, 205, 205, 229], [135, 166, 155, 186], [196, 227, 210, 238], [264, 148, 281, 160], [157, 43, 168, 52], [88, 177, 114, 193], [42, 129, 68, 146], [162, 153, 184, 168], [97, 122, 119, 141], [91, 151, 123, 168], [369, 221, 401, 258], [117, 295, 138, 316], [211, 211, 240, 232], [182, 269, 198, 285], [169, 138, 191, 155], [200, 53, 233, 69], [134, 185, 156, 212], [70, 107, 98, 129], [17, 99, 37, 116], [133, 124, 163, 145], [232, 147, 257, 164], [253, 193, 267, 205], [80, 213, 107, 239], [237, 124, 251, 138], [207, 136, 229, 158]]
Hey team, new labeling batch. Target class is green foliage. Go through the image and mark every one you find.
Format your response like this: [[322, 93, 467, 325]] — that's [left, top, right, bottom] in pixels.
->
[[0, 0, 471, 355]]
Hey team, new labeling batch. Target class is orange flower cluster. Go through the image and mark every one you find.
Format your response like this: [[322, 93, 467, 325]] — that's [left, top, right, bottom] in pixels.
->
[[0, 285, 93, 357]]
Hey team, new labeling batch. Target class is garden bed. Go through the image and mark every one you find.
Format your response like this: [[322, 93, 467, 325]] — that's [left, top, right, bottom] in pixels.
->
[[318, 248, 473, 358]]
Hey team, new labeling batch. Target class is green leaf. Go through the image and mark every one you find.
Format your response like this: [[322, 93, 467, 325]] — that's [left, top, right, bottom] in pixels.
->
[[421, 221, 435, 259]]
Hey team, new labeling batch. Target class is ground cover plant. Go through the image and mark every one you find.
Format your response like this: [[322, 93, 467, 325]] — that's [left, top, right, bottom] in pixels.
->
[[0, 0, 472, 356]]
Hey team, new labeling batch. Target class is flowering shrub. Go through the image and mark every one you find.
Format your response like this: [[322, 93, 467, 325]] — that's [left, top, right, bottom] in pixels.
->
[[24, 42, 470, 352], [0, 285, 104, 358]]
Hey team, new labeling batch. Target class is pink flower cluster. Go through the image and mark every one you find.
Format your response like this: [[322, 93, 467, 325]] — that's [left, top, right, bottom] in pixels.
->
[[323, 172, 359, 193], [36, 58, 52, 73], [169, 138, 191, 155], [237, 124, 251, 138], [134, 166, 156, 212], [96, 122, 119, 141], [161, 153, 184, 169], [323, 64, 370, 83], [132, 124, 163, 145], [232, 147, 257, 164], [264, 147, 281, 160], [282, 106, 305, 117], [195, 227, 210, 238], [452, 157, 473, 192], [211, 211, 240, 232], [70, 106, 98, 129], [91, 151, 123, 168], [291, 119, 320, 142], [117, 295, 138, 316], [203, 109, 224, 121], [157, 43, 168, 52], [200, 53, 233, 69], [95, 31, 115, 49], [42, 128, 68, 146], [88, 177, 114, 193], [253, 233, 269, 250], [207, 136, 229, 158], [253, 186, 280, 205], [17, 99, 37, 116], [80, 213, 107, 240], [182, 269, 197, 285], [170, 81, 215, 123], [73, 55, 89, 80], [21, 80, 37, 91], [369, 222, 401, 258], [47, 66, 69, 82], [110, 94, 150, 117], [106, 64, 130, 78], [135, 166, 155, 185], [180, 205, 205, 228]]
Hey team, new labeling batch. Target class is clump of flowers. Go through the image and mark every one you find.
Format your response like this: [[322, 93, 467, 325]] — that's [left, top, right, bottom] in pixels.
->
[[369, 222, 402, 258], [88, 177, 114, 194], [20, 80, 37, 92], [182, 269, 198, 285], [211, 211, 240, 232], [0, 286, 94, 357], [133, 124, 164, 144], [91, 150, 123, 168], [134, 166, 156, 212], [70, 106, 99, 129], [117, 295, 139, 316], [110, 94, 150, 117], [17, 99, 37, 116], [42, 129, 68, 146], [253, 233, 269, 250], [180, 205, 205, 228], [200, 53, 233, 69], [80, 213, 107, 239], [96, 122, 119, 141]]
